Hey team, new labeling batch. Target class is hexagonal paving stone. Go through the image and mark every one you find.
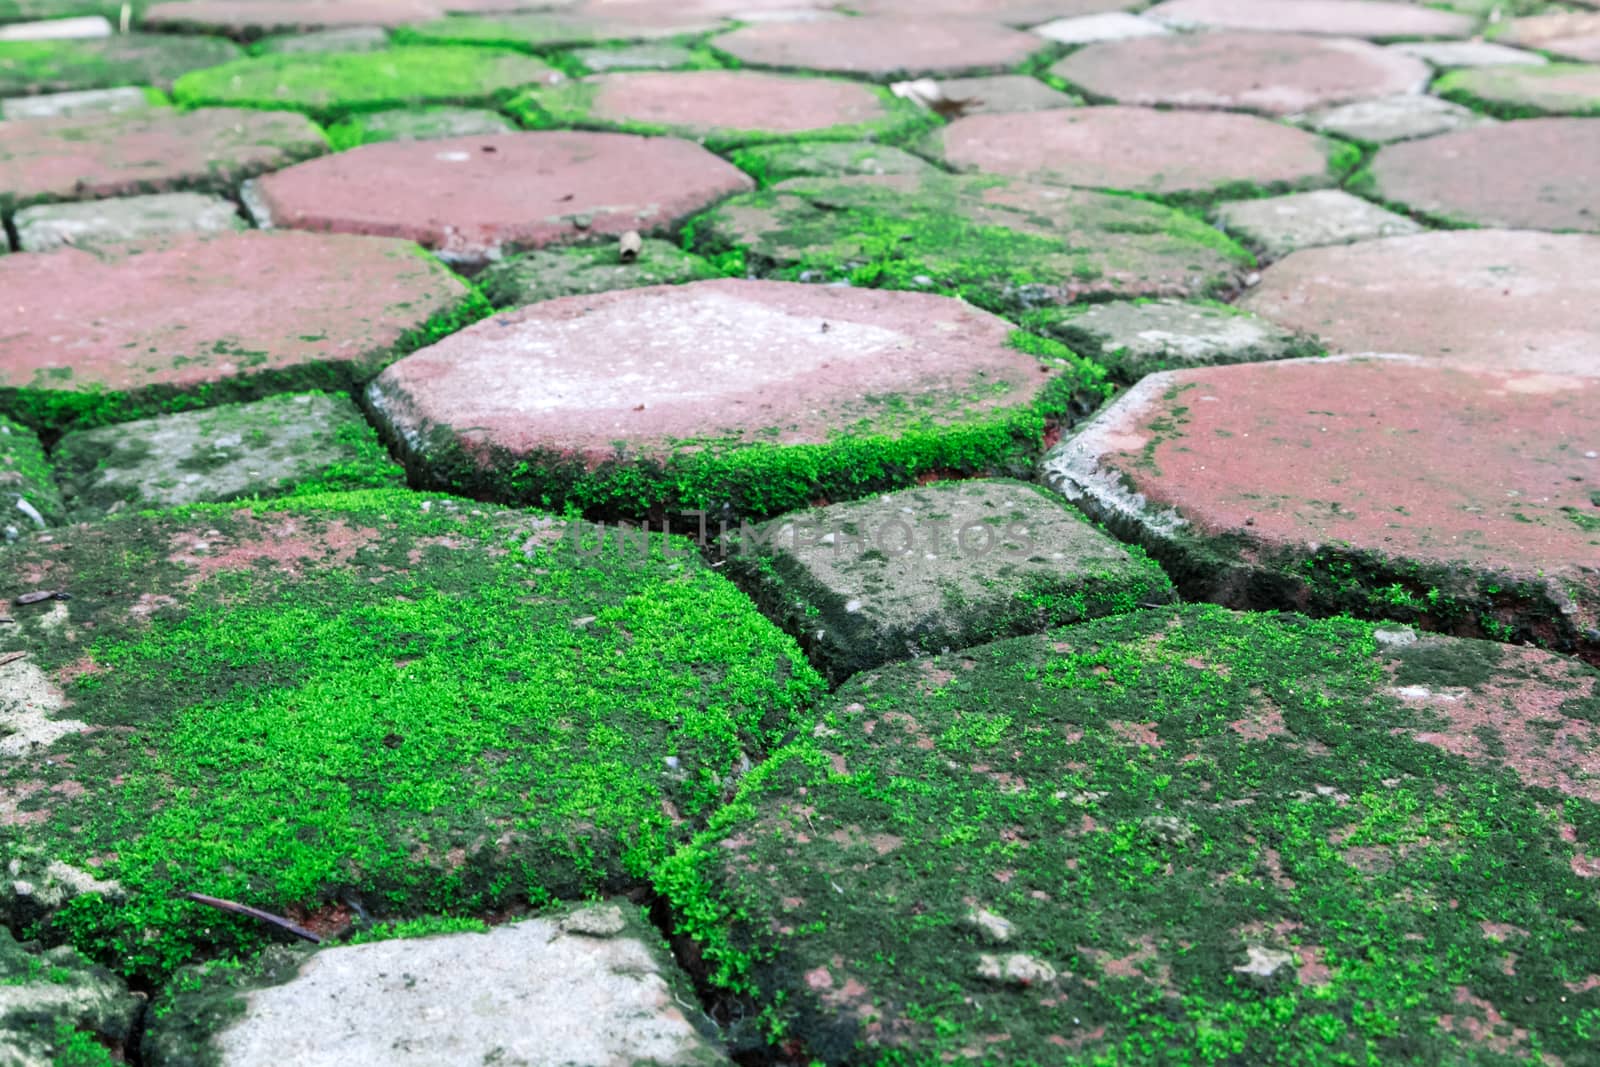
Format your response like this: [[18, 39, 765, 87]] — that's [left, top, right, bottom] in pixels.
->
[[1436, 62, 1600, 117], [0, 83, 152, 118], [930, 106, 1354, 199], [1495, 12, 1600, 64], [0, 928, 141, 1064], [367, 279, 1103, 519], [1238, 230, 1600, 374], [509, 69, 930, 150], [1042, 357, 1600, 652], [142, 0, 441, 34], [14, 191, 244, 252], [573, 42, 697, 71], [1294, 93, 1490, 143], [0, 107, 325, 215], [1023, 299, 1321, 380], [0, 14, 108, 38], [171, 46, 563, 122], [729, 479, 1174, 682], [1391, 39, 1547, 68], [53, 392, 404, 518], [245, 131, 752, 268], [689, 173, 1250, 314], [724, 140, 937, 183], [0, 32, 238, 94], [849, 0, 1142, 21], [253, 25, 390, 53], [1365, 118, 1599, 231], [0, 489, 821, 975], [325, 105, 515, 149], [661, 604, 1600, 1064], [1053, 32, 1429, 116], [711, 16, 1043, 80], [927, 75, 1077, 114], [397, 9, 727, 49], [476, 239, 722, 309], [1212, 190, 1423, 259], [0, 414, 62, 533], [1033, 11, 1170, 44], [1144, 0, 1474, 40], [0, 231, 473, 430]]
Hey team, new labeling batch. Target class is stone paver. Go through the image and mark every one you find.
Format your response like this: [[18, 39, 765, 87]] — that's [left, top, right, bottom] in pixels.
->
[[725, 140, 937, 184], [1294, 92, 1490, 142], [573, 42, 697, 71], [0, 107, 325, 215], [53, 391, 404, 518], [1365, 118, 1599, 231], [0, 32, 239, 95], [662, 603, 1600, 1063], [730, 479, 1175, 682], [0, 414, 62, 534], [397, 10, 728, 50], [931, 106, 1354, 199], [1033, 11, 1170, 45], [0, 490, 821, 973], [367, 279, 1102, 518], [1054, 32, 1429, 116], [1436, 62, 1600, 117], [849, 0, 1143, 21], [1495, 12, 1600, 64], [927, 75, 1077, 114], [245, 131, 752, 267], [326, 105, 515, 149], [475, 239, 722, 309], [1212, 190, 1423, 258], [142, 0, 440, 34], [13, 191, 244, 252], [0, 13, 107, 38], [1391, 39, 1547, 69], [510, 69, 930, 150], [1042, 357, 1600, 652], [0, 231, 472, 429], [1239, 230, 1600, 374], [144, 906, 731, 1067], [253, 25, 390, 54], [1145, 0, 1475, 39], [1024, 299, 1321, 380], [691, 173, 1250, 313], [0, 927, 142, 1064], [171, 46, 563, 121], [712, 17, 1044, 80], [0, 82, 150, 119]]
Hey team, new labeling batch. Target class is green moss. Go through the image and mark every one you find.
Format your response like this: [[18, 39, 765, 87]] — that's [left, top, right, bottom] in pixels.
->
[[475, 240, 722, 308], [0, 413, 65, 526], [1435, 64, 1600, 119], [0, 33, 240, 96], [323, 106, 515, 150]]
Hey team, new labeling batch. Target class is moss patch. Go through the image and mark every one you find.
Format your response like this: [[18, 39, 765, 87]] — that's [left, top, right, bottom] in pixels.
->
[[726, 141, 938, 188], [0, 413, 65, 528], [0, 927, 140, 1066], [476, 239, 722, 308], [0, 33, 240, 96], [324, 106, 515, 150]]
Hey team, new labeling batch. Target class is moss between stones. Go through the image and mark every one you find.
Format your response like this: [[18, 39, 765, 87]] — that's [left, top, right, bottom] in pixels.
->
[[0, 413, 65, 527], [0, 927, 139, 1066], [0, 33, 241, 96], [322, 106, 515, 150], [475, 239, 723, 308], [725, 141, 938, 189], [1435, 63, 1600, 118]]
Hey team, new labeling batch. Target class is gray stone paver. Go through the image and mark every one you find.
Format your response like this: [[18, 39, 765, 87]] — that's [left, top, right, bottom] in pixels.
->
[[1391, 40, 1547, 68], [1212, 189, 1423, 258], [0, 84, 152, 119], [929, 75, 1078, 114], [14, 191, 244, 252], [1032, 11, 1170, 44], [1294, 93, 1492, 143]]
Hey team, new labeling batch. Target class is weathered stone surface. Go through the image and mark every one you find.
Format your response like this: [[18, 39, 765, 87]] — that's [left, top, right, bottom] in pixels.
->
[[253, 25, 389, 53], [0, 231, 472, 429], [398, 9, 726, 49], [143, 0, 442, 34], [1366, 118, 1599, 231], [368, 279, 1099, 518], [691, 173, 1250, 313], [476, 239, 721, 309], [1025, 299, 1321, 380], [1042, 356, 1600, 653], [1295, 92, 1490, 142], [0, 107, 326, 214], [145, 907, 731, 1067], [326, 105, 515, 149], [573, 42, 697, 71], [729, 479, 1174, 682], [1436, 62, 1600, 117], [246, 131, 752, 267], [53, 392, 404, 518], [511, 69, 929, 149], [1145, 0, 1474, 39], [726, 139, 938, 183], [1239, 230, 1600, 374], [712, 16, 1043, 79], [14, 191, 244, 252], [0, 32, 238, 95], [1033, 11, 1170, 44], [932, 106, 1352, 199], [1054, 32, 1428, 116], [171, 46, 563, 121], [1212, 190, 1423, 258], [1495, 12, 1600, 64], [1391, 39, 1547, 68], [928, 75, 1077, 114], [849, 0, 1142, 21], [0, 414, 62, 534], [0, 490, 821, 974], [0, 13, 107, 38], [0, 928, 141, 1064], [0, 82, 149, 118]]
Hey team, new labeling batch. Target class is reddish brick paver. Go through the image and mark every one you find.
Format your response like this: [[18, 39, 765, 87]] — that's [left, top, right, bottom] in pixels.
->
[[712, 16, 1043, 79], [1145, 0, 1474, 39]]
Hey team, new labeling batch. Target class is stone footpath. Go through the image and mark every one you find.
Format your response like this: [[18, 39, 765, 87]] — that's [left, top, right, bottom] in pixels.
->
[[2, 1, 1598, 1065]]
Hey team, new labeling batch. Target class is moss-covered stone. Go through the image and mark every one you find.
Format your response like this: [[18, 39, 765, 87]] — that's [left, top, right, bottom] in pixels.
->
[[0, 414, 63, 533], [571, 42, 698, 73], [0, 927, 142, 1066], [394, 11, 725, 52], [0, 32, 239, 95], [324, 105, 514, 150], [250, 25, 389, 55], [475, 239, 721, 309], [725, 141, 938, 187], [1436, 62, 1600, 117]]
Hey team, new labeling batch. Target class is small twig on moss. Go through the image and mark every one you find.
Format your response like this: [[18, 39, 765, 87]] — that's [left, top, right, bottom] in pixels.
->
[[184, 893, 324, 944]]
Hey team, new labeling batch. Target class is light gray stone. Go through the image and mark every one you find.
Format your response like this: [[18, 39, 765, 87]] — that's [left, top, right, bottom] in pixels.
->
[[1391, 40, 1548, 69], [930, 74, 1077, 113], [0, 927, 141, 1066], [1236, 944, 1296, 980], [331, 105, 517, 146], [1032, 11, 1170, 44], [0, 85, 153, 120], [253, 26, 390, 54], [573, 42, 698, 70], [1212, 189, 1422, 259], [14, 192, 244, 252], [0, 15, 110, 40], [1295, 93, 1491, 143]]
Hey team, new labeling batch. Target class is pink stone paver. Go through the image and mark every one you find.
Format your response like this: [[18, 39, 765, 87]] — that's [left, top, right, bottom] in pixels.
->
[[934, 106, 1344, 197], [556, 69, 902, 136], [1439, 63, 1600, 117], [246, 130, 752, 267], [1144, 0, 1474, 40], [399, 8, 729, 48], [1053, 32, 1429, 116], [143, 0, 441, 32], [1368, 119, 1600, 232], [848, 0, 1142, 22], [1238, 231, 1600, 375], [1497, 13, 1600, 64], [711, 16, 1043, 79], [0, 107, 326, 212], [1042, 356, 1600, 655]]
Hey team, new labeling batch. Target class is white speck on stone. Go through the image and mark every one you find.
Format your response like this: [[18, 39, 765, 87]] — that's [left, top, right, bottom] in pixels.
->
[[965, 908, 1017, 943], [844, 600, 863, 613], [558, 903, 627, 937], [1374, 627, 1417, 648], [1235, 944, 1295, 979], [0, 657, 88, 758], [976, 952, 1057, 986], [435, 151, 473, 162]]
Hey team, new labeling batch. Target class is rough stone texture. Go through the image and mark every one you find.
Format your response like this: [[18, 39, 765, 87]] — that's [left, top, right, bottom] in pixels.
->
[[849, 0, 1143, 21], [13, 191, 245, 252], [1033, 11, 1170, 44], [143, 0, 442, 34], [929, 75, 1077, 114], [0, 231, 471, 429], [1391, 39, 1547, 68], [0, 82, 150, 118], [1294, 92, 1490, 143], [53, 392, 404, 518], [398, 9, 727, 49], [0, 33, 239, 95], [712, 16, 1044, 80], [1495, 12, 1600, 64], [932, 106, 1350, 199], [0, 927, 142, 1065], [729, 479, 1175, 682], [1366, 118, 1599, 231], [1239, 230, 1600, 374], [0, 14, 108, 38], [0, 107, 326, 214], [0, 414, 62, 534], [246, 131, 752, 267], [475, 239, 722, 309], [1212, 190, 1423, 259], [144, 907, 731, 1067], [573, 42, 697, 71], [692, 173, 1250, 313], [253, 25, 390, 53], [1054, 32, 1429, 116], [326, 105, 515, 148], [1041, 357, 1600, 654], [1026, 299, 1321, 380], [1436, 63, 1600, 117], [1145, 0, 1474, 39], [725, 140, 937, 183]]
